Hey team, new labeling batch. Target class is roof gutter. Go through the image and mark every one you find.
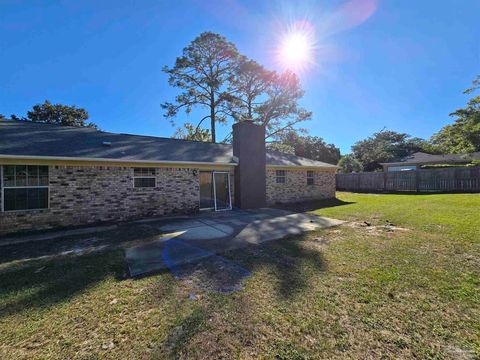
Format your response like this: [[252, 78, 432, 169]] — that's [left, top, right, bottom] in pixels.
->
[[0, 154, 238, 166], [0, 155, 338, 169], [380, 160, 471, 166], [266, 164, 338, 169]]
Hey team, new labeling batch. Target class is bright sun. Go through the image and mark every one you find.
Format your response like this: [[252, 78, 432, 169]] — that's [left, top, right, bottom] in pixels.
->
[[277, 23, 316, 72]]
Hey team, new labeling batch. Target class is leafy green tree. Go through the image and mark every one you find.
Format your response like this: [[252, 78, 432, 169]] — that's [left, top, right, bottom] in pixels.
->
[[268, 131, 340, 164], [172, 123, 211, 142], [338, 154, 364, 173], [223, 66, 311, 142], [163, 33, 312, 143], [430, 75, 480, 153], [1, 101, 97, 128], [256, 71, 312, 140], [352, 130, 428, 171], [227, 58, 274, 122], [162, 32, 240, 143], [26, 100, 96, 128], [298, 136, 340, 164], [267, 142, 295, 154], [221, 66, 312, 143], [1, 114, 27, 121]]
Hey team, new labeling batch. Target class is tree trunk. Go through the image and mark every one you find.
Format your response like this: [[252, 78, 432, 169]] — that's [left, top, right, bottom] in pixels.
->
[[210, 91, 216, 143]]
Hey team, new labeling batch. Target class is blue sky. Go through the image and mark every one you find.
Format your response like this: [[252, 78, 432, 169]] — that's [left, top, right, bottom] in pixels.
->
[[1, 0, 479, 154]]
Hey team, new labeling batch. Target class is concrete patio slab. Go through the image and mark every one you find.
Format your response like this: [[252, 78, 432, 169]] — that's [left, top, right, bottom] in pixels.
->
[[170, 225, 229, 240], [125, 208, 344, 277], [223, 218, 250, 226], [158, 220, 206, 232], [126, 240, 166, 277]]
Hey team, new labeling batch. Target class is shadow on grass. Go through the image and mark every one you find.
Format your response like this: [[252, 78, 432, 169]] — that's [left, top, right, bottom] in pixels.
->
[[0, 250, 125, 319], [0, 227, 329, 360], [154, 234, 328, 358], [0, 232, 326, 321], [160, 231, 327, 300], [273, 197, 355, 213], [0, 223, 161, 264], [0, 208, 330, 322], [232, 233, 327, 299], [155, 306, 210, 358]]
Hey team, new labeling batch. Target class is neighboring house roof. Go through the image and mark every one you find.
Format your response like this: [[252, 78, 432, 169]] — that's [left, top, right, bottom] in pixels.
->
[[0, 120, 337, 168], [381, 151, 480, 166]]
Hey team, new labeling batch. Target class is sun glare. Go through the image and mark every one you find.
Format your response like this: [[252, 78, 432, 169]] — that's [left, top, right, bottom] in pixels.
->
[[276, 22, 316, 73]]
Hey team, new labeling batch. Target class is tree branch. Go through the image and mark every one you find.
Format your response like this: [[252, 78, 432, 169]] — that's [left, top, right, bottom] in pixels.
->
[[264, 118, 306, 140], [193, 115, 211, 137]]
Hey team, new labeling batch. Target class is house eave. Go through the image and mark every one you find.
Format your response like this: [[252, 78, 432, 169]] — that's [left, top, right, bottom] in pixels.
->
[[0, 154, 340, 170], [0, 154, 238, 167], [266, 164, 338, 170], [381, 160, 470, 166]]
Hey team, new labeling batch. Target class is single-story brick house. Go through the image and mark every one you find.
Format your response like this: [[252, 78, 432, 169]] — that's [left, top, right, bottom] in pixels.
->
[[0, 120, 337, 236], [382, 151, 480, 172]]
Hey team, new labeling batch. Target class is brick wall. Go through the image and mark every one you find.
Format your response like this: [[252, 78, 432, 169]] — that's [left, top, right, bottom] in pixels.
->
[[0, 165, 200, 236], [0, 165, 328, 236], [266, 169, 336, 205]]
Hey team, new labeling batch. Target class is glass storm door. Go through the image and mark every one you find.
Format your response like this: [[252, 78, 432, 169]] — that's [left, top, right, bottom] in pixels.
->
[[199, 171, 231, 211], [213, 172, 232, 211], [213, 171, 232, 211]]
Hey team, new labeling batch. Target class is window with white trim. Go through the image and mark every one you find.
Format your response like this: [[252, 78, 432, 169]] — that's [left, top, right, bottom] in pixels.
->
[[307, 171, 314, 185], [2, 165, 49, 211], [133, 168, 156, 188], [275, 170, 286, 184]]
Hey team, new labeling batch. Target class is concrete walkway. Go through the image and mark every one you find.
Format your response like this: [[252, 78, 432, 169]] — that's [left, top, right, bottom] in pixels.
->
[[126, 208, 343, 277]]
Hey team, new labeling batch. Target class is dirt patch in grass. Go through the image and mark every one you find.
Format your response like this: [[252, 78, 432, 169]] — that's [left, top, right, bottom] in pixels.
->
[[346, 221, 410, 236], [169, 255, 252, 294]]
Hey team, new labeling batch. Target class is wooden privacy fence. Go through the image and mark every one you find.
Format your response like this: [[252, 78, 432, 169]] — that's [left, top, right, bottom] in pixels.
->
[[336, 166, 480, 193]]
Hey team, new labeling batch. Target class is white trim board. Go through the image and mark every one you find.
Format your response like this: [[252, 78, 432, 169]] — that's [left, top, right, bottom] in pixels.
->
[[0, 154, 238, 167]]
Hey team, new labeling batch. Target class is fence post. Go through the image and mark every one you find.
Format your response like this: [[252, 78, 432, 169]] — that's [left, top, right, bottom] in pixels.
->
[[477, 167, 480, 192], [415, 170, 420, 192], [383, 171, 387, 192], [454, 167, 458, 192]]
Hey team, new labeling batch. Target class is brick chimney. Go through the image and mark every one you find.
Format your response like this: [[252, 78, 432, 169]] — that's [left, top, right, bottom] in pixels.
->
[[232, 120, 266, 209]]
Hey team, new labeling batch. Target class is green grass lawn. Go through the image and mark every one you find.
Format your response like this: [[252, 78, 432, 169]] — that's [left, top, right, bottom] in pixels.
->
[[0, 192, 479, 359]]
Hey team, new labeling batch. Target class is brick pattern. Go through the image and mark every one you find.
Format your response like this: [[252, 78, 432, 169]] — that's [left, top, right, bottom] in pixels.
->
[[0, 165, 333, 236], [266, 169, 336, 205], [0, 165, 200, 235]]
